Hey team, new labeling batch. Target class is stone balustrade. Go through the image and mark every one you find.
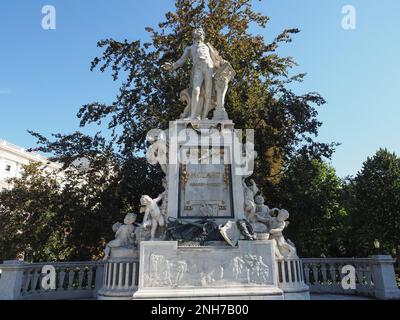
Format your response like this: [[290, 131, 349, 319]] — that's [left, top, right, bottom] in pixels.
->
[[97, 257, 139, 300], [302, 255, 400, 299], [1, 255, 399, 300], [277, 256, 310, 299], [0, 260, 104, 300]]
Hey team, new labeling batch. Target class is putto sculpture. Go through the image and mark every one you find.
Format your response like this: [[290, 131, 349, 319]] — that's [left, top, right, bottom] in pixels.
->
[[103, 213, 137, 260], [162, 28, 235, 120], [268, 209, 297, 259], [140, 194, 166, 240]]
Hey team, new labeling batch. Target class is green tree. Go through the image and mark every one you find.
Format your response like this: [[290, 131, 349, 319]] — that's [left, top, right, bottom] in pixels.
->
[[0, 163, 68, 261], [274, 154, 348, 257], [344, 149, 400, 257]]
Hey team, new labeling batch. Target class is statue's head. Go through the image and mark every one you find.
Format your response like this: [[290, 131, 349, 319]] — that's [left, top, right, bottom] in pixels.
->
[[193, 28, 205, 42], [277, 209, 289, 222], [255, 195, 265, 205], [140, 195, 152, 206], [112, 222, 122, 233], [124, 212, 137, 225]]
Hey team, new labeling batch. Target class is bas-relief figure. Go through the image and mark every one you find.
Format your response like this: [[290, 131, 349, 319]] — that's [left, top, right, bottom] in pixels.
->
[[103, 213, 137, 260], [145, 251, 271, 288], [162, 28, 235, 120]]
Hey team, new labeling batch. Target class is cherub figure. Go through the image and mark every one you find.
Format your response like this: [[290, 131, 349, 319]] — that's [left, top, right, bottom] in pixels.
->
[[140, 194, 166, 240], [254, 195, 273, 226], [103, 213, 137, 260], [268, 209, 297, 260], [242, 178, 259, 219], [146, 130, 168, 175]]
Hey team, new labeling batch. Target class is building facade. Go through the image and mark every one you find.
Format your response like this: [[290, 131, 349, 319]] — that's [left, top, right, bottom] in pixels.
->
[[0, 139, 61, 190]]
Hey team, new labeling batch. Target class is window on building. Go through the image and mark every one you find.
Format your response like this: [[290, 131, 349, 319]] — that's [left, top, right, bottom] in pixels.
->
[[5, 164, 11, 172]]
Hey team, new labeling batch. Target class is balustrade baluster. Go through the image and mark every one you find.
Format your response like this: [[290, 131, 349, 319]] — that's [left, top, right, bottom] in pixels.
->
[[77, 268, 84, 289], [311, 265, 319, 287], [118, 263, 124, 289], [303, 264, 310, 285], [281, 260, 287, 284], [295, 260, 300, 283], [103, 263, 108, 288], [87, 269, 93, 290], [287, 261, 293, 283], [321, 264, 328, 286], [356, 264, 364, 288], [112, 263, 117, 289], [59, 269, 66, 290], [125, 263, 130, 289], [31, 268, 40, 294], [329, 264, 337, 288], [67, 268, 75, 290], [22, 270, 31, 294]]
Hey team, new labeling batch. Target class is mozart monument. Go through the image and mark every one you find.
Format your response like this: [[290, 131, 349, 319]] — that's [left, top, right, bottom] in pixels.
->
[[99, 28, 310, 300]]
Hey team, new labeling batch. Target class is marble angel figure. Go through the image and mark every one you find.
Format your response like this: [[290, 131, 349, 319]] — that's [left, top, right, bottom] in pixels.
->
[[140, 193, 166, 240], [103, 213, 137, 260], [268, 209, 297, 260]]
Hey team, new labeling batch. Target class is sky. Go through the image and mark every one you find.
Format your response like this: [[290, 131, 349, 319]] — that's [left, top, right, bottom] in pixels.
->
[[0, 0, 399, 178]]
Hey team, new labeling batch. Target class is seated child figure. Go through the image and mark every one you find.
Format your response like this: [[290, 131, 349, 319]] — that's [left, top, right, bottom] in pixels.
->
[[103, 213, 137, 260], [254, 195, 273, 226], [268, 209, 297, 260]]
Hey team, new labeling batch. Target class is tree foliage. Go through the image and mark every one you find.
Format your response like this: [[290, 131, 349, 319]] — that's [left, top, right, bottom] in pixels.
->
[[273, 154, 348, 257], [344, 149, 400, 257]]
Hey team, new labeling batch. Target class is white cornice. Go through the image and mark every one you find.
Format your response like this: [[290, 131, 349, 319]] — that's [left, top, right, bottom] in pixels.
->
[[0, 139, 61, 169]]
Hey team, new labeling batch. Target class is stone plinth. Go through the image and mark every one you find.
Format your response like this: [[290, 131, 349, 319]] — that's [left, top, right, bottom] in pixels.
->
[[167, 119, 247, 226], [133, 240, 284, 300], [97, 247, 139, 300]]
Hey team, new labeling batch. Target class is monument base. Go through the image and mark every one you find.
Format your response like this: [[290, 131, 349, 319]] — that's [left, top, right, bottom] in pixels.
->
[[133, 240, 286, 300], [97, 247, 139, 300], [133, 286, 283, 300]]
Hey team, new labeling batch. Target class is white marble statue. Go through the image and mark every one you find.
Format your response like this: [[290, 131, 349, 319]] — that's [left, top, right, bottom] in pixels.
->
[[245, 194, 270, 235], [162, 28, 235, 120], [103, 213, 137, 260], [254, 195, 273, 225], [140, 194, 166, 240], [268, 209, 297, 259], [242, 178, 259, 220], [146, 130, 168, 175]]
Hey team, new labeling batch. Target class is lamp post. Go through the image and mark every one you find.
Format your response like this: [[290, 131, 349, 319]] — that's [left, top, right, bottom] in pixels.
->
[[373, 239, 381, 255]]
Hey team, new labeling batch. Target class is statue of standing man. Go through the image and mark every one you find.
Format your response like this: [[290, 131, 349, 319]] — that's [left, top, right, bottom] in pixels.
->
[[162, 28, 235, 121]]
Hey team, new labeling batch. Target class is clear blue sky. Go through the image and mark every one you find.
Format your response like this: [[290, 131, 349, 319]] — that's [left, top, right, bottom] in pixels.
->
[[0, 0, 399, 178]]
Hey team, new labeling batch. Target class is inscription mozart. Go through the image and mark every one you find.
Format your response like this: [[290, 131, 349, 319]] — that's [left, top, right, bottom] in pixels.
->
[[179, 163, 233, 219]]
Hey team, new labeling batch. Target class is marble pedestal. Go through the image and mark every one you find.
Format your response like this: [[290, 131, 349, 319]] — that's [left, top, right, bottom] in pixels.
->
[[133, 240, 284, 300], [98, 247, 139, 300]]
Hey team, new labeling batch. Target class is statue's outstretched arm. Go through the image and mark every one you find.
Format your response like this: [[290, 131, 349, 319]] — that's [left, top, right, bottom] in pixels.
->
[[172, 46, 190, 70]]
